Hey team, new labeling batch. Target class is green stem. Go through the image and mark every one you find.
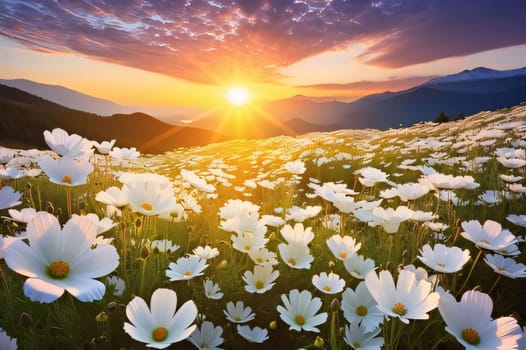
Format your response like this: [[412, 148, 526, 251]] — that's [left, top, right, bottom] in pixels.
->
[[456, 249, 483, 296], [487, 274, 502, 294], [329, 311, 338, 350]]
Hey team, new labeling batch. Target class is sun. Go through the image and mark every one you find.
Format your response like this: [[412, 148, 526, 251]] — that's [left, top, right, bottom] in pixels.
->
[[226, 86, 251, 106]]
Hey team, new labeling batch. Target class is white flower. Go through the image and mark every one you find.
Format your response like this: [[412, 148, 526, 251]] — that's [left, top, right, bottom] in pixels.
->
[[43, 128, 93, 159], [276, 289, 328, 332], [438, 290, 521, 349], [484, 254, 526, 279], [189, 321, 224, 350], [343, 254, 376, 279], [461, 219, 517, 251], [248, 248, 279, 266], [92, 139, 116, 154], [285, 205, 322, 222], [326, 234, 361, 260], [166, 256, 208, 281], [95, 186, 129, 207], [181, 169, 216, 193], [224, 301, 255, 323], [243, 265, 279, 293], [341, 282, 384, 332], [380, 182, 429, 201], [203, 279, 223, 300], [124, 288, 197, 349], [280, 223, 314, 245], [231, 230, 268, 254], [312, 272, 345, 294], [260, 214, 285, 227], [109, 147, 140, 166], [192, 245, 219, 260], [284, 160, 306, 175], [372, 206, 414, 234], [355, 167, 388, 187], [237, 325, 269, 343], [124, 174, 178, 216], [0, 328, 17, 350], [38, 156, 94, 187], [343, 322, 384, 350], [417, 243, 470, 273], [106, 275, 125, 296], [3, 212, 119, 303], [151, 239, 180, 254], [0, 186, 22, 210], [278, 242, 314, 269], [365, 269, 439, 324]]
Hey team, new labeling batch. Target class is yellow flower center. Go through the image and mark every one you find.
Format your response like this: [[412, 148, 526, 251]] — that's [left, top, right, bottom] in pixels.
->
[[356, 305, 368, 316], [497, 267, 506, 272], [61, 175, 72, 184], [255, 257, 264, 264], [437, 262, 446, 268], [339, 252, 347, 259], [47, 260, 69, 279], [152, 327, 168, 341], [323, 285, 332, 292], [480, 239, 490, 244], [255, 280, 264, 289], [353, 342, 361, 348], [141, 203, 153, 211], [392, 302, 407, 316], [244, 245, 251, 251], [461, 328, 480, 345], [288, 258, 296, 266], [294, 314, 305, 325], [183, 271, 192, 277], [234, 316, 241, 322]]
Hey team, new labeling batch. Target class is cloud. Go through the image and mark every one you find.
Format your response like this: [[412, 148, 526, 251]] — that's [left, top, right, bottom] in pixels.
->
[[298, 75, 436, 91], [1, 0, 525, 84]]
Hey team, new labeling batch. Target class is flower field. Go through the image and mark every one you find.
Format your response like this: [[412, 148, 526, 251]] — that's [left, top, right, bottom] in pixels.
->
[[1, 104, 526, 349]]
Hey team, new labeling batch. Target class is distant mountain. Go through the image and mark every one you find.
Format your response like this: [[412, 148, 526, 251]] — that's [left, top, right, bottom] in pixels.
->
[[0, 78, 203, 122], [425, 66, 526, 85], [0, 85, 226, 153]]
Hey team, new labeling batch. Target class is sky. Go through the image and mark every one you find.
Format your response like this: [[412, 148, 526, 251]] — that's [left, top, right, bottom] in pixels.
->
[[1, 0, 526, 110]]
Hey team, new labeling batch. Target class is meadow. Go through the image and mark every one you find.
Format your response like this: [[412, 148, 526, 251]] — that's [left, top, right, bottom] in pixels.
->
[[0, 104, 525, 349]]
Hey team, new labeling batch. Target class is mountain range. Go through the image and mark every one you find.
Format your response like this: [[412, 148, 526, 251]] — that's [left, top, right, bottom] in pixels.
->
[[1, 66, 526, 152]]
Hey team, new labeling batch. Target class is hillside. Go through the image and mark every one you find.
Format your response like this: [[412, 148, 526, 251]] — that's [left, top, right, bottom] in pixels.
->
[[0, 85, 226, 153]]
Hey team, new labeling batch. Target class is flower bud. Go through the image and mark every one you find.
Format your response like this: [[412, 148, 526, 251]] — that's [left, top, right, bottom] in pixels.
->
[[330, 298, 340, 312], [18, 312, 33, 328], [313, 336, 324, 348], [95, 311, 108, 322], [107, 301, 117, 312], [269, 321, 277, 330]]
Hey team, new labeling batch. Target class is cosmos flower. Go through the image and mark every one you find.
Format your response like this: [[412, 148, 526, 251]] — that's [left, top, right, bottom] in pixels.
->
[[364, 269, 439, 324], [278, 242, 314, 270], [192, 245, 219, 260], [181, 169, 216, 193], [484, 254, 526, 279], [237, 325, 269, 343], [231, 230, 268, 254], [109, 147, 140, 167], [496, 156, 526, 169], [95, 186, 129, 207], [224, 301, 255, 323], [0, 186, 22, 210], [38, 156, 94, 187], [280, 223, 314, 245], [326, 234, 361, 260], [355, 167, 388, 187], [248, 248, 279, 266], [276, 289, 328, 332], [506, 214, 526, 228], [203, 279, 223, 300], [285, 205, 322, 222], [372, 206, 414, 234], [189, 321, 224, 350], [92, 139, 116, 154], [150, 239, 180, 254], [380, 182, 430, 201], [307, 182, 356, 202], [243, 265, 279, 293], [218, 199, 260, 219], [260, 214, 285, 227], [3, 212, 119, 303], [417, 243, 471, 273], [43, 128, 93, 159], [165, 256, 208, 281], [343, 322, 384, 350], [461, 220, 517, 251], [343, 254, 376, 279], [312, 272, 345, 294], [284, 160, 306, 175], [106, 275, 125, 296], [423, 173, 479, 190], [124, 174, 178, 216], [341, 282, 384, 332], [124, 288, 197, 349], [0, 328, 17, 350], [438, 290, 521, 349]]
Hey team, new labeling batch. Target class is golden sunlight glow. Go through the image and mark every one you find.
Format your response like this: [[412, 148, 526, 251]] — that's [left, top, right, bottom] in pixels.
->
[[227, 86, 250, 106]]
